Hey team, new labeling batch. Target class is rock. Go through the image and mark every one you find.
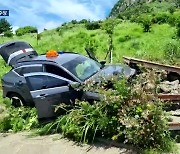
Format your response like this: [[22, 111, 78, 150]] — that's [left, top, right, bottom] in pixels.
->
[[158, 80, 180, 94]]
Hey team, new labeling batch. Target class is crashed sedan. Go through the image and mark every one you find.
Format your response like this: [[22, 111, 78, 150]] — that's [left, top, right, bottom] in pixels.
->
[[0, 41, 135, 120]]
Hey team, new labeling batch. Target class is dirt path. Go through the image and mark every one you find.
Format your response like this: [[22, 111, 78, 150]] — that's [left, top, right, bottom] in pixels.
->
[[0, 133, 136, 154]]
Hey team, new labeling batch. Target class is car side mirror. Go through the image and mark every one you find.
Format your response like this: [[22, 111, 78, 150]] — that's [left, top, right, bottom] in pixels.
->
[[100, 60, 106, 66], [69, 82, 80, 89]]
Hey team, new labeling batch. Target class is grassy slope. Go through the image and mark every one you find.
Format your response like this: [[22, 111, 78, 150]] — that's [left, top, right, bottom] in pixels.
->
[[113, 22, 178, 63], [0, 21, 179, 64]]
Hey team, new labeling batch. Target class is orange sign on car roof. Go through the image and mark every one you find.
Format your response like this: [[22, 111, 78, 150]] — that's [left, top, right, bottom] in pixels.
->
[[46, 49, 59, 57]]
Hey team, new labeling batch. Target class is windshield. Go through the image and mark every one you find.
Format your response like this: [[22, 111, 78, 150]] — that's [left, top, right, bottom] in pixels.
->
[[62, 56, 101, 81]]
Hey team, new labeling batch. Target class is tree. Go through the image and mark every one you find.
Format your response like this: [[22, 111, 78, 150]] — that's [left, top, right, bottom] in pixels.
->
[[71, 20, 78, 24], [0, 18, 12, 34], [101, 19, 120, 63]]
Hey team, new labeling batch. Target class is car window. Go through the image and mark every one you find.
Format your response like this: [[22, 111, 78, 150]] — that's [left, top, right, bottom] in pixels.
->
[[26, 75, 46, 91], [26, 75, 68, 91], [46, 76, 68, 89], [15, 66, 43, 76], [45, 64, 76, 82]]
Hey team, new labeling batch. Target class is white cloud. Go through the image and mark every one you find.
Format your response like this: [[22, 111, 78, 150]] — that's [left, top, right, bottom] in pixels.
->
[[46, 0, 100, 20], [0, 0, 118, 31], [39, 21, 62, 33]]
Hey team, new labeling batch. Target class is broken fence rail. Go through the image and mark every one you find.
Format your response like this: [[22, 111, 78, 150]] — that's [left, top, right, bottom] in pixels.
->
[[123, 56, 180, 75], [169, 122, 180, 130], [149, 94, 180, 101]]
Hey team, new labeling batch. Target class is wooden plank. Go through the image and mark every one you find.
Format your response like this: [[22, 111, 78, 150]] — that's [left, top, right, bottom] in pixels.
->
[[123, 56, 180, 74]]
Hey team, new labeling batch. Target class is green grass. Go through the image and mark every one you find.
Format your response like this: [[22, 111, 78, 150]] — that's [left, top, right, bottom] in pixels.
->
[[0, 21, 179, 65], [113, 22, 178, 63]]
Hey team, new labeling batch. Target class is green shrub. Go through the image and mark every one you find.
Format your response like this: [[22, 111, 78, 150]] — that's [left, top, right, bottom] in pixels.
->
[[141, 18, 152, 32], [79, 19, 89, 24], [142, 22, 152, 32], [85, 21, 101, 30], [177, 21, 180, 38], [135, 15, 152, 32], [4, 30, 13, 37], [119, 99, 170, 150], [71, 20, 78, 24], [177, 27, 180, 38], [61, 22, 67, 26], [56, 27, 60, 32], [169, 6, 175, 14], [0, 107, 38, 132], [152, 13, 170, 24], [16, 26, 38, 36]]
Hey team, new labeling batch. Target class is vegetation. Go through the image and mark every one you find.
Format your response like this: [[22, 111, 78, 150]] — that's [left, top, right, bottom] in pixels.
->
[[4, 30, 13, 37], [85, 21, 101, 30], [15, 26, 38, 36], [5, 77, 179, 153], [0, 78, 175, 152], [0, 99, 38, 132], [0, 18, 12, 35]]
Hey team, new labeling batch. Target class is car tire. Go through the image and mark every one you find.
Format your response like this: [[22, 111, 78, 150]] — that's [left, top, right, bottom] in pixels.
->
[[9, 93, 25, 107]]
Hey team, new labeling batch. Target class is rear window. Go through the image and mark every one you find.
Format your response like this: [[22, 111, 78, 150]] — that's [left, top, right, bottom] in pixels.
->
[[15, 66, 43, 76]]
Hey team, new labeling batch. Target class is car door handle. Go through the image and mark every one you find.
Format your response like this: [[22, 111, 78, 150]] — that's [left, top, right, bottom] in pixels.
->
[[36, 94, 48, 99], [40, 94, 48, 97]]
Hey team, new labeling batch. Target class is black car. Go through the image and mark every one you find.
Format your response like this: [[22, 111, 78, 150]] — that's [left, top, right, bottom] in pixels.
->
[[0, 41, 135, 120]]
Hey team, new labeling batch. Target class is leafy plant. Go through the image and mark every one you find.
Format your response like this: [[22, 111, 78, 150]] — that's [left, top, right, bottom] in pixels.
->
[[0, 106, 38, 132]]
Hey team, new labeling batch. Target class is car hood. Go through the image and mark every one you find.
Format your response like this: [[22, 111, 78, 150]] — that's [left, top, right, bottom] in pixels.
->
[[87, 64, 136, 82]]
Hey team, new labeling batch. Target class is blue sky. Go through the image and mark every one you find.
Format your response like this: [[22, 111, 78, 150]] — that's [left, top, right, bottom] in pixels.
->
[[0, 0, 118, 32]]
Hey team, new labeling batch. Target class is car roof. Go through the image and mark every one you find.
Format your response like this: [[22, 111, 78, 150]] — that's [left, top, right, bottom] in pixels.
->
[[14, 52, 81, 67]]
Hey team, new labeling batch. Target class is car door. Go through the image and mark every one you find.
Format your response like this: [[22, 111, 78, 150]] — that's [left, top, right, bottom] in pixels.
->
[[44, 64, 83, 103], [24, 73, 72, 119]]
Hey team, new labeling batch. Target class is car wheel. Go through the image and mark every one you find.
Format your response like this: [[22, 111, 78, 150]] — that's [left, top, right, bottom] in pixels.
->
[[9, 94, 24, 107]]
